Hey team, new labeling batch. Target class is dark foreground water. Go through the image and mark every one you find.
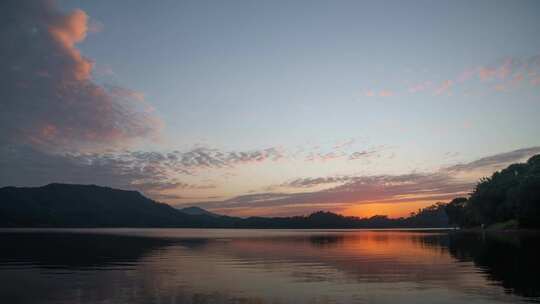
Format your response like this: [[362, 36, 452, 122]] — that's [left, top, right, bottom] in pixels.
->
[[1, 229, 539, 304]]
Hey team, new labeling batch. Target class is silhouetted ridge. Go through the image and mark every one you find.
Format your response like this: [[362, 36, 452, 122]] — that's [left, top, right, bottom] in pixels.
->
[[0, 183, 450, 228], [179, 206, 220, 217], [0, 183, 218, 227]]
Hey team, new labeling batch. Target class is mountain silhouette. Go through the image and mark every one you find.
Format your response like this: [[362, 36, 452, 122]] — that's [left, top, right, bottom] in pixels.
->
[[179, 206, 220, 217], [0, 183, 217, 227], [0, 183, 449, 228]]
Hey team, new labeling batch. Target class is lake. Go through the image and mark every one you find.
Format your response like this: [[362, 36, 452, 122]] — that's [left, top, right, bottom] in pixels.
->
[[1, 229, 539, 304]]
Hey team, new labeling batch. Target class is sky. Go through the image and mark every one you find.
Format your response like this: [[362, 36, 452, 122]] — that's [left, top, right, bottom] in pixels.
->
[[1, 0, 540, 217]]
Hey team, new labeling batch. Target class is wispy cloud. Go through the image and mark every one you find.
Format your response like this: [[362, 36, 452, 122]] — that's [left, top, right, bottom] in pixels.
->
[[0, 134, 389, 200], [2, 142, 538, 217], [333, 139, 355, 150], [0, 145, 284, 198], [305, 151, 345, 162], [408, 81, 432, 93], [305, 148, 386, 162], [282, 176, 354, 188], [434, 80, 453, 96], [364, 90, 395, 97], [172, 147, 285, 169], [303, 139, 388, 163], [379, 90, 394, 97], [456, 68, 476, 83], [192, 172, 472, 216], [478, 58, 513, 81], [349, 148, 382, 160], [188, 147, 540, 216], [444, 146, 540, 173], [459, 56, 539, 93], [376, 55, 540, 98]]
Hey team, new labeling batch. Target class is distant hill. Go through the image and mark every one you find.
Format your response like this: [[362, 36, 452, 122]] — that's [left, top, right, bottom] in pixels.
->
[[0, 183, 219, 227], [179, 206, 220, 217], [0, 183, 450, 228]]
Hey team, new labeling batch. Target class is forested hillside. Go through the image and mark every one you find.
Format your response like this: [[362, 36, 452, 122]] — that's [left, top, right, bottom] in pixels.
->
[[445, 155, 540, 228]]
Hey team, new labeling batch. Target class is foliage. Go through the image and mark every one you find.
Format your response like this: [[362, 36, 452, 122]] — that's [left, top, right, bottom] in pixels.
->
[[444, 154, 540, 228]]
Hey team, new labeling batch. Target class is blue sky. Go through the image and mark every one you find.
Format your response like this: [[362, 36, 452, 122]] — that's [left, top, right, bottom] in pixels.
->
[[62, 0, 540, 152], [1, 0, 540, 216]]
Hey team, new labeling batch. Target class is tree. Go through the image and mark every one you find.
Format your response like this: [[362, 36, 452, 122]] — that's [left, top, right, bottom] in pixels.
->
[[445, 197, 468, 227], [444, 154, 540, 228], [516, 155, 540, 228]]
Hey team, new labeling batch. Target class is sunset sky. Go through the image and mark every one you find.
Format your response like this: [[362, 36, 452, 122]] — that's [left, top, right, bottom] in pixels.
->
[[1, 0, 540, 217]]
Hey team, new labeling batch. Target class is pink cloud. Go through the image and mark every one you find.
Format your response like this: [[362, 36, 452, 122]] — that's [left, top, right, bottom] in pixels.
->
[[379, 90, 394, 97], [48, 9, 93, 81], [365, 90, 375, 97], [494, 84, 507, 92], [364, 89, 394, 97], [478, 58, 512, 81], [457, 68, 477, 83], [408, 81, 432, 93], [1, 2, 162, 151], [434, 80, 453, 95], [372, 56, 539, 99], [478, 67, 496, 81], [509, 73, 525, 87]]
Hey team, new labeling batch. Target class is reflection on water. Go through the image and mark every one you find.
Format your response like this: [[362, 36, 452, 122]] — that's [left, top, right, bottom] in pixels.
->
[[0, 229, 539, 304], [448, 232, 540, 299]]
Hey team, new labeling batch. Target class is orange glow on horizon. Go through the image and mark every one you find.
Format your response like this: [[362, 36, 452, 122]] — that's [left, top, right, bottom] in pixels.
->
[[342, 201, 438, 218]]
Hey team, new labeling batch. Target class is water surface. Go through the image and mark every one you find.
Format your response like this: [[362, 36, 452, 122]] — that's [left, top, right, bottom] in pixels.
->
[[1, 229, 539, 304]]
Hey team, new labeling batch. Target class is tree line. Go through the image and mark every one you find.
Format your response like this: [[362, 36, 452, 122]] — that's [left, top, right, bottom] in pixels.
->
[[445, 154, 540, 228]]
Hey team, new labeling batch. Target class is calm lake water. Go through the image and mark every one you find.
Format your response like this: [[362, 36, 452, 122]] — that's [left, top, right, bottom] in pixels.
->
[[1, 229, 539, 304]]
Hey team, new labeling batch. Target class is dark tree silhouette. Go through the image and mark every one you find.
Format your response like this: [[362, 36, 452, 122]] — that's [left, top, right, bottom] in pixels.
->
[[444, 197, 468, 227], [444, 154, 540, 228]]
